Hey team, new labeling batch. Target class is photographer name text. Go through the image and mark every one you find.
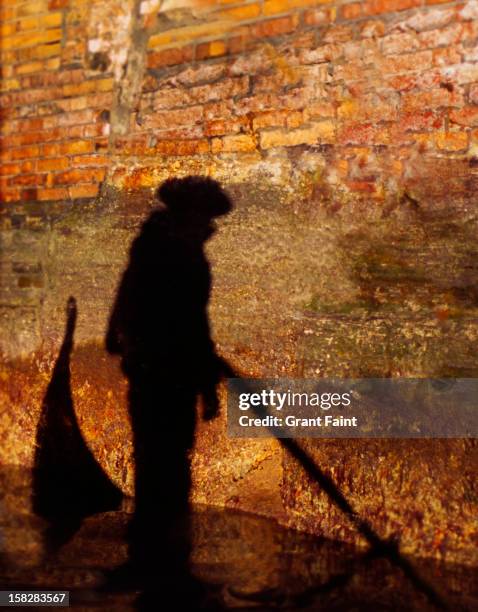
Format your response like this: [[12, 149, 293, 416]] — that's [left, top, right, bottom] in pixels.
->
[[237, 389, 358, 428]]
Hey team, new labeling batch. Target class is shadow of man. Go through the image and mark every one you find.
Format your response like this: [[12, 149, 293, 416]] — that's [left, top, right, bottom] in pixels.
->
[[105, 177, 232, 606]]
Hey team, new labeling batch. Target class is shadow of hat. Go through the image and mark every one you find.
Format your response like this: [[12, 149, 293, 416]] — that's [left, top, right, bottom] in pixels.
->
[[157, 177, 232, 218]]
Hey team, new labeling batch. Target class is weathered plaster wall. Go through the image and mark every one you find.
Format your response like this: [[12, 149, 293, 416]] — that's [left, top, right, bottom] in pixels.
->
[[1, 0, 477, 566]]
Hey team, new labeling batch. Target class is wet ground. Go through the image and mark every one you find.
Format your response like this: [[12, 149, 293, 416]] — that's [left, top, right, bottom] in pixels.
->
[[0, 467, 476, 610]]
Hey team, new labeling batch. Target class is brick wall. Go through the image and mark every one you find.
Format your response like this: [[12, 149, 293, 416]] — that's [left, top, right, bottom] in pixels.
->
[[1, 0, 477, 205], [1, 1, 478, 566]]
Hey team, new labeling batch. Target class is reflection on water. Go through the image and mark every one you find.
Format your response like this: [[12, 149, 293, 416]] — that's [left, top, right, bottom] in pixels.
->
[[0, 467, 476, 610]]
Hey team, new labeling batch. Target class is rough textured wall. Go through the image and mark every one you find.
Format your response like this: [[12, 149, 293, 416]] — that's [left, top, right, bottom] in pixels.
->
[[1, 0, 478, 199], [1, 0, 477, 567]]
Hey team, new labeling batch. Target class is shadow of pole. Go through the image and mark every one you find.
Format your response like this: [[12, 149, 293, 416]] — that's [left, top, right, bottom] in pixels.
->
[[223, 368, 448, 610]]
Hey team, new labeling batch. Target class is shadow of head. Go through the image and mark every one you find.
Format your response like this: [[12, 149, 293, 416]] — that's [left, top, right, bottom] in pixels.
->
[[156, 176, 232, 224]]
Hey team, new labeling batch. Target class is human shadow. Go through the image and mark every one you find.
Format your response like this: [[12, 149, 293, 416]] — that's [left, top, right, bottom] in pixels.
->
[[105, 177, 232, 606], [33, 296, 123, 554], [103, 176, 446, 610]]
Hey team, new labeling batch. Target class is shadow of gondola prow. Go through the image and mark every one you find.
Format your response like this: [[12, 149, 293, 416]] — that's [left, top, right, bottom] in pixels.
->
[[33, 296, 123, 556]]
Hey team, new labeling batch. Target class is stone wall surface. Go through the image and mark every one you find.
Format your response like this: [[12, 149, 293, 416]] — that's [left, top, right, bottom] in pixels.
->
[[1, 0, 478, 566]]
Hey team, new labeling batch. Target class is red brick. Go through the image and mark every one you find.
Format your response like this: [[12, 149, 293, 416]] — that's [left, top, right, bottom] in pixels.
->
[[142, 125, 200, 142], [8, 87, 63, 107], [380, 51, 433, 74], [299, 44, 342, 64], [37, 187, 69, 201], [347, 180, 377, 193], [398, 111, 444, 132], [385, 74, 417, 91], [363, 0, 421, 16], [55, 97, 87, 112], [303, 8, 333, 26], [83, 124, 110, 138], [279, 87, 317, 110], [11, 146, 40, 160], [382, 33, 419, 55], [0, 134, 20, 149], [62, 78, 113, 97], [71, 155, 109, 167], [360, 20, 386, 38], [0, 188, 21, 202], [69, 184, 100, 199], [250, 15, 299, 39], [341, 3, 362, 20], [59, 140, 95, 155], [402, 88, 464, 112], [205, 118, 249, 136], [110, 167, 127, 186], [432, 47, 462, 67], [211, 134, 257, 153], [20, 69, 84, 89], [260, 121, 335, 148], [174, 63, 226, 87], [122, 167, 158, 188], [7, 118, 44, 133], [203, 100, 234, 120], [441, 63, 478, 85], [338, 122, 390, 145], [464, 46, 478, 62], [53, 168, 105, 185], [253, 70, 302, 93], [227, 34, 248, 55], [41, 143, 60, 157], [434, 131, 468, 151], [0, 7, 15, 21], [215, 3, 261, 21], [418, 22, 477, 49], [450, 107, 478, 128], [189, 77, 249, 104], [404, 7, 455, 32], [9, 174, 46, 187], [16, 130, 59, 146], [459, 1, 478, 20], [142, 106, 203, 130], [41, 109, 96, 129], [196, 40, 228, 61], [147, 46, 194, 69], [306, 101, 336, 119], [0, 161, 35, 176], [150, 87, 188, 110], [229, 48, 274, 76], [470, 85, 478, 105], [49, 0, 68, 8], [37, 157, 70, 171], [324, 25, 354, 44], [152, 139, 210, 156], [19, 186, 41, 201], [262, 0, 290, 17], [338, 94, 398, 122], [252, 111, 288, 130]]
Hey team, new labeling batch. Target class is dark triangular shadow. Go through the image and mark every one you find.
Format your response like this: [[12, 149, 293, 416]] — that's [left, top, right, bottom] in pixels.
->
[[33, 296, 123, 553]]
